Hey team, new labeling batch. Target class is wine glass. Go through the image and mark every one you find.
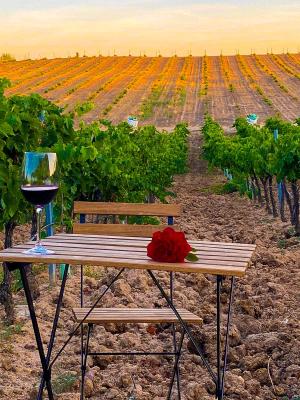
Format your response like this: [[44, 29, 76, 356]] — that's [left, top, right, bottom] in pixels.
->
[[21, 152, 58, 255]]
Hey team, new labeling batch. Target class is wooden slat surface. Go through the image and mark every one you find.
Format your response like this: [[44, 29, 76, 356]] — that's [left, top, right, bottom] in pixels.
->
[[73, 308, 203, 324], [73, 223, 173, 237], [56, 233, 257, 251], [73, 202, 182, 217], [15, 240, 253, 261], [0, 234, 256, 277]]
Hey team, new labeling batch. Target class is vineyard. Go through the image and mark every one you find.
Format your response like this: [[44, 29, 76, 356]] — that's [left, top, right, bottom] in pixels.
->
[[0, 53, 300, 400], [0, 77, 189, 324], [202, 116, 300, 234], [1, 53, 300, 128]]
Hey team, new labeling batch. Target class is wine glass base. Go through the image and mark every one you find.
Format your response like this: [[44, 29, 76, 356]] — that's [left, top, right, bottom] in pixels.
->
[[23, 245, 55, 255]]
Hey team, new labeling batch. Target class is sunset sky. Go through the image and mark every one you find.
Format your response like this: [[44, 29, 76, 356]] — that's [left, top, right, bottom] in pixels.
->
[[1, 0, 300, 59]]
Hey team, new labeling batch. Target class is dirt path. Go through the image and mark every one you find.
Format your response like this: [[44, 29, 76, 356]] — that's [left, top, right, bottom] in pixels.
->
[[0, 131, 299, 400]]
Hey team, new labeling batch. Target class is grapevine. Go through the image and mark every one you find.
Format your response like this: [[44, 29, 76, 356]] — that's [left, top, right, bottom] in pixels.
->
[[270, 54, 300, 80], [202, 115, 300, 233], [0, 78, 189, 323], [252, 54, 296, 99], [236, 55, 273, 106]]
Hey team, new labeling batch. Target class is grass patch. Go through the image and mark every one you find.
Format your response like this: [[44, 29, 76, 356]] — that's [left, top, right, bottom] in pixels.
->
[[102, 104, 113, 116], [255, 85, 273, 106], [67, 86, 78, 95], [0, 268, 22, 293], [285, 227, 297, 238], [260, 217, 274, 224], [52, 372, 77, 395], [277, 239, 287, 249], [84, 265, 104, 280], [74, 101, 95, 116], [44, 81, 63, 93], [199, 85, 208, 96], [199, 56, 209, 96], [282, 397, 300, 400], [0, 264, 48, 294], [140, 86, 164, 120], [229, 83, 235, 92], [0, 323, 23, 342], [11, 270, 23, 292], [176, 88, 186, 107]]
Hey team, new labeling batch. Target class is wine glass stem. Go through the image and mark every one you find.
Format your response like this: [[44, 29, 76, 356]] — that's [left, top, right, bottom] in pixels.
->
[[36, 207, 43, 247]]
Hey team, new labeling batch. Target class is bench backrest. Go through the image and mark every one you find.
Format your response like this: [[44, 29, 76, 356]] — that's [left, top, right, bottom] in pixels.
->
[[73, 201, 181, 237]]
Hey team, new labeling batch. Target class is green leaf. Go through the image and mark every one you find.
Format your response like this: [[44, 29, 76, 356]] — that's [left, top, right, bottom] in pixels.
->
[[185, 252, 199, 262]]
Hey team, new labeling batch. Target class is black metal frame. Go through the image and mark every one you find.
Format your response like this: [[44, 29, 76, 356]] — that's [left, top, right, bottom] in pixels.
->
[[7, 262, 70, 400], [81, 327, 185, 400], [146, 271, 235, 400], [7, 261, 235, 400]]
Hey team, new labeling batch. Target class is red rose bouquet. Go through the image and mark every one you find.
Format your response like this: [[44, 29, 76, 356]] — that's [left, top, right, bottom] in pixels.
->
[[147, 227, 198, 263]]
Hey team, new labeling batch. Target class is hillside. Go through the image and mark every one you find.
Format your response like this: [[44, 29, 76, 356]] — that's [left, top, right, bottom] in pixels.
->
[[0, 132, 299, 399], [1, 54, 300, 129]]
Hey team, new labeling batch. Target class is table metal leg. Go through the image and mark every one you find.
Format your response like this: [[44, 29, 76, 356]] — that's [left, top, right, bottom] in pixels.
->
[[19, 266, 54, 400], [220, 276, 235, 398], [216, 275, 222, 399], [80, 265, 84, 400], [37, 264, 70, 398]]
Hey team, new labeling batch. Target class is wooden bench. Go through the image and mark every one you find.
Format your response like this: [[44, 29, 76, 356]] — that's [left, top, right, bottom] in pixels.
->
[[72, 201, 199, 399]]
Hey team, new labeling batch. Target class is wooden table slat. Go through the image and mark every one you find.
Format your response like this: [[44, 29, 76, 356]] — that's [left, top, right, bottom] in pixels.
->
[[0, 252, 247, 276], [26, 240, 253, 258], [39, 235, 256, 252], [3, 246, 248, 267], [10, 243, 251, 262], [55, 233, 256, 249]]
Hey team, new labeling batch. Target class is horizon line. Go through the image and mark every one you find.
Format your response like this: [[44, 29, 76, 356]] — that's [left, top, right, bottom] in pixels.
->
[[2, 51, 299, 62]]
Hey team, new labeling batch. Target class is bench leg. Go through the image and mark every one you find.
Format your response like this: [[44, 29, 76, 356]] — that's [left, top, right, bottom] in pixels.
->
[[219, 276, 235, 399], [148, 270, 236, 400], [169, 272, 181, 398], [147, 270, 216, 383], [167, 330, 185, 400], [81, 323, 92, 400], [49, 268, 125, 368]]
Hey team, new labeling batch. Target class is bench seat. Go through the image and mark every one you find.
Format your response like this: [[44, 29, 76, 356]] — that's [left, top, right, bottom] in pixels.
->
[[73, 307, 202, 325]]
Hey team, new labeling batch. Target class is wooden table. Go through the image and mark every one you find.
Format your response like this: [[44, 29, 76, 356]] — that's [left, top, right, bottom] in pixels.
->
[[1, 233, 255, 275], [0, 234, 256, 400]]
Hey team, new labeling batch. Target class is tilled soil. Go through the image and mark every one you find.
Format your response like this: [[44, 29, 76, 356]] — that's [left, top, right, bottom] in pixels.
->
[[0, 131, 299, 400]]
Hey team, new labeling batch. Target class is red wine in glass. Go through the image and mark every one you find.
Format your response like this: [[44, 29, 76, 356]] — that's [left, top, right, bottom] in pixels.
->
[[21, 185, 59, 206], [21, 152, 58, 255]]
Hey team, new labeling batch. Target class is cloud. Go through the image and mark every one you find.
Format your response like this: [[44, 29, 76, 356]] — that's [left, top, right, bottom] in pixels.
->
[[0, 1, 300, 58]]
